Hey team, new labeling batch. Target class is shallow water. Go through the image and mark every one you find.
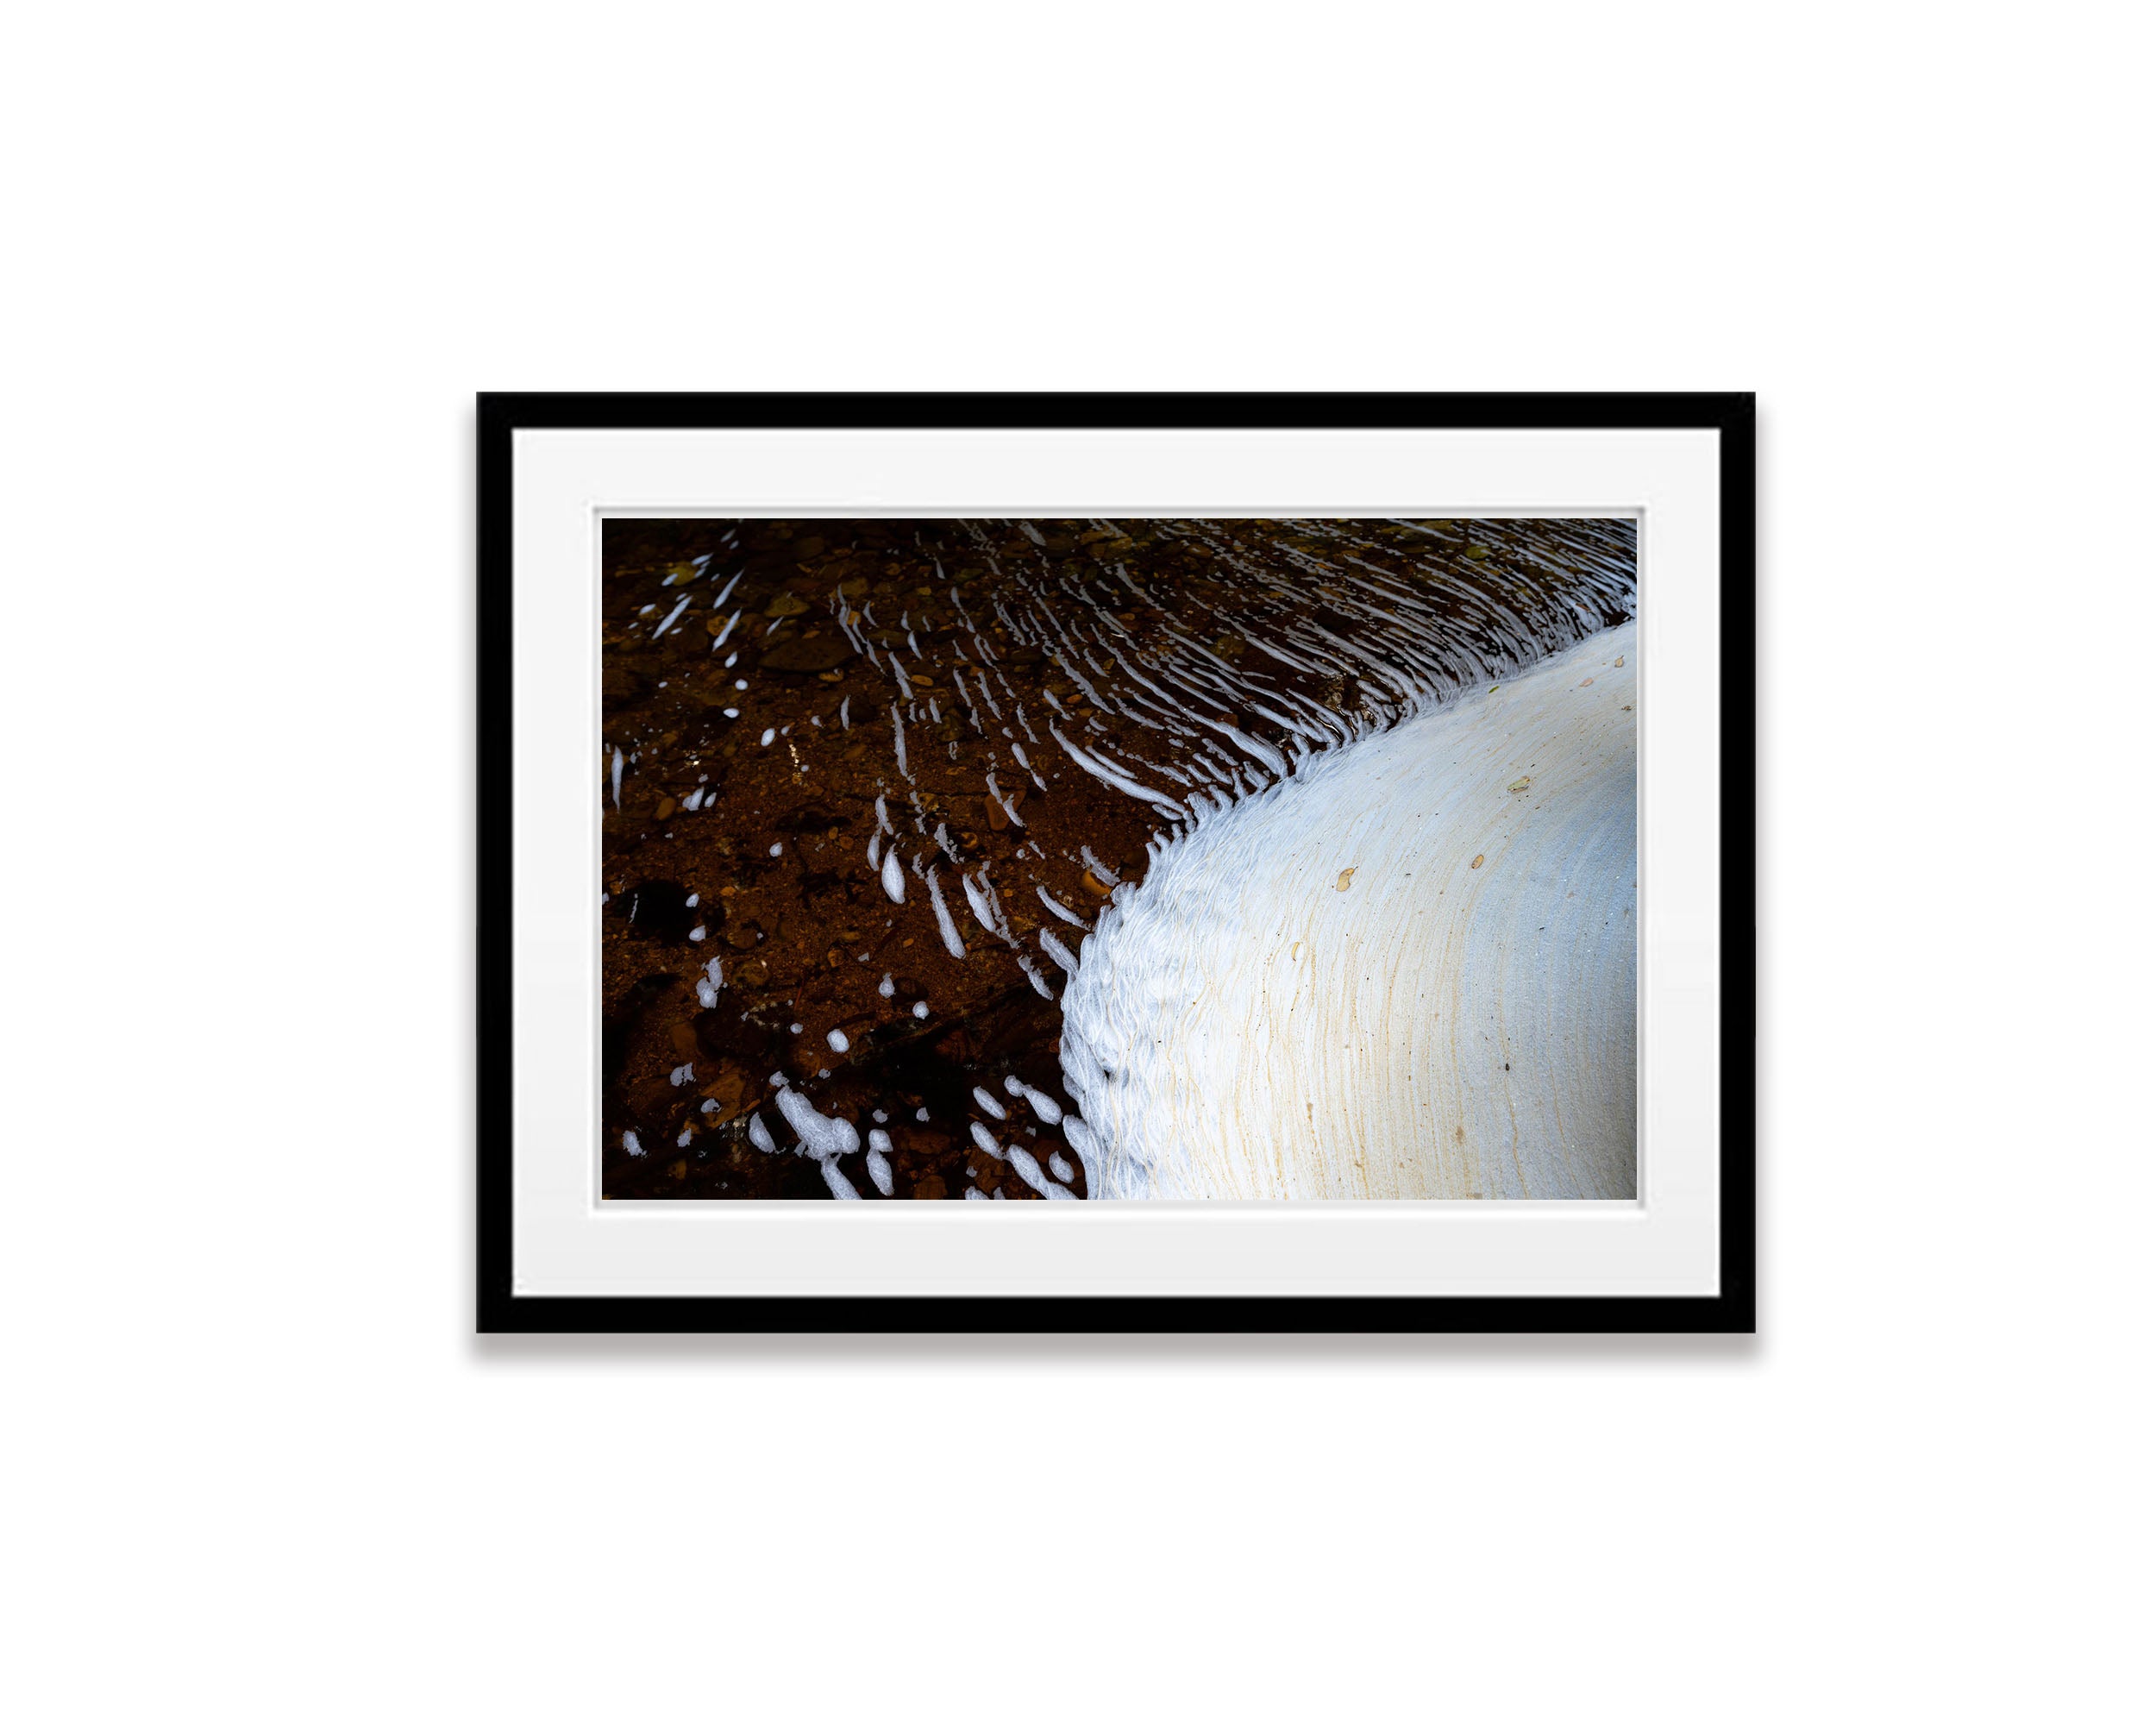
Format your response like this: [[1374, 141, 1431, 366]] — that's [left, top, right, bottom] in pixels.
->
[[599, 517, 1635, 1200]]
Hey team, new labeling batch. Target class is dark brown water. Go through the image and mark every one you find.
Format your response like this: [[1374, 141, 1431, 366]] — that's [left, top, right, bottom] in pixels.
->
[[599, 518, 1634, 1200]]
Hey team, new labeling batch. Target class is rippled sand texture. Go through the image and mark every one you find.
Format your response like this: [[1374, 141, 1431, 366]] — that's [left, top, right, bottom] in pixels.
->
[[1062, 623, 1636, 1199], [599, 518, 1635, 1200]]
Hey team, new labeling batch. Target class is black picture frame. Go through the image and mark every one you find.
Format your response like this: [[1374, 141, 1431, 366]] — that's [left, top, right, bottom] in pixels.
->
[[478, 392, 1755, 1333]]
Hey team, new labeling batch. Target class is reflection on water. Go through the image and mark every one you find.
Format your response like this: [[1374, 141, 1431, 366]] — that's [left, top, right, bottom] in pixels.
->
[[599, 518, 1636, 1200]]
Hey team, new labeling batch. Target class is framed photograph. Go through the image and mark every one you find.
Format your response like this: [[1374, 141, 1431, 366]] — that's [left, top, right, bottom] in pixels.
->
[[478, 392, 1754, 1332]]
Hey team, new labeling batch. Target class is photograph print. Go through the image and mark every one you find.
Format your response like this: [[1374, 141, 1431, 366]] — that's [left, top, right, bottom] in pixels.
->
[[600, 516, 1637, 1203]]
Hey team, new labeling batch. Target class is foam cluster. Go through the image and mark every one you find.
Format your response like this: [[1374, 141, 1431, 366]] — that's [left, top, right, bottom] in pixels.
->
[[1058, 623, 1638, 1199]]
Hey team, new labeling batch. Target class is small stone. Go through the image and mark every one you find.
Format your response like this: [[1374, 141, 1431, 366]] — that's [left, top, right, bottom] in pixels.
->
[[699, 1066, 749, 1119], [1507, 776, 1532, 793], [655, 795, 677, 820], [760, 635, 851, 673], [1335, 867, 1356, 891], [1471, 854, 1484, 869], [763, 593, 811, 618], [1081, 871, 1114, 897]]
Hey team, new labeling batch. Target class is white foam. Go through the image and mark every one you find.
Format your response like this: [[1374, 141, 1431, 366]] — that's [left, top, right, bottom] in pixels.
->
[[1059, 623, 1638, 1199], [1050, 722, 1184, 816], [821, 1161, 862, 1199], [924, 868, 966, 957], [1006, 1144, 1075, 1200], [775, 1086, 862, 1160], [960, 870, 1004, 942], [826, 1028, 849, 1053], [971, 1086, 1006, 1120], [1037, 885, 1088, 927], [881, 848, 906, 903], [1006, 1076, 1065, 1125]]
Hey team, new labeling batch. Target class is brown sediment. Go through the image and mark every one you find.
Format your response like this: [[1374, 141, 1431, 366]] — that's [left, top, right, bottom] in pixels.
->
[[598, 517, 1634, 1199]]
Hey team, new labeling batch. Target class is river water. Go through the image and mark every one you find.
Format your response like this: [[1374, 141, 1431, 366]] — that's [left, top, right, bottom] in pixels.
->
[[599, 517, 1635, 1200]]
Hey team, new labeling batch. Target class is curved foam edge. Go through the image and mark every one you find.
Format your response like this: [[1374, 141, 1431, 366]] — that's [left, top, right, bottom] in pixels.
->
[[1058, 621, 1637, 1200]]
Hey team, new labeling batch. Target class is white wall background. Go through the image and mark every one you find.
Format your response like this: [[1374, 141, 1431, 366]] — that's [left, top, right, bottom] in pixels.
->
[[4, 4, 2147, 1721]]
